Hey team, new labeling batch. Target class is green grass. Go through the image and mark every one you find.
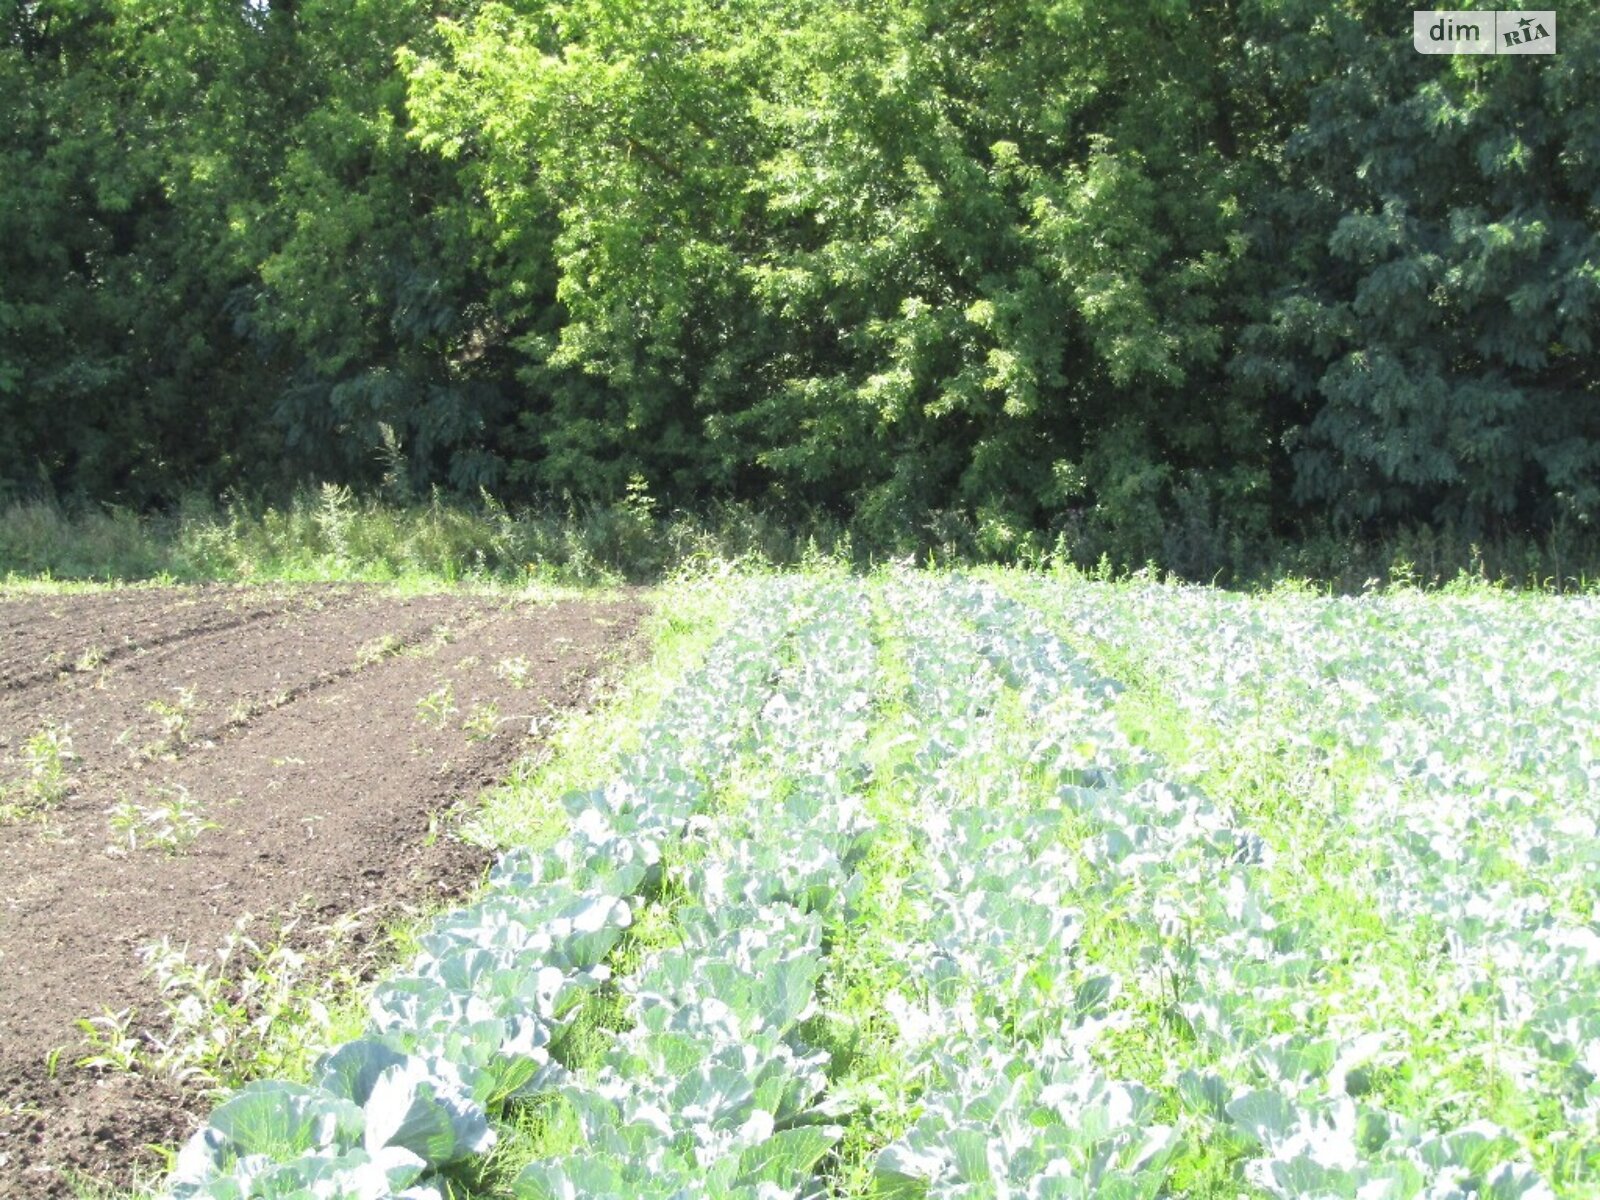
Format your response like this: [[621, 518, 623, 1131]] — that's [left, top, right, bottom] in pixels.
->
[[8, 487, 1598, 593], [801, 586, 929, 1193], [0, 490, 842, 588]]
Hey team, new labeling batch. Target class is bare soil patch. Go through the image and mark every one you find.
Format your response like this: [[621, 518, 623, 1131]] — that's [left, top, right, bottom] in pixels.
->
[[0, 584, 646, 1197]]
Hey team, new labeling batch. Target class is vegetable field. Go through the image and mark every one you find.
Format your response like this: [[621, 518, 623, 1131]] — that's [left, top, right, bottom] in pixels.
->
[[0, 585, 646, 1196], [74, 575, 1600, 1196]]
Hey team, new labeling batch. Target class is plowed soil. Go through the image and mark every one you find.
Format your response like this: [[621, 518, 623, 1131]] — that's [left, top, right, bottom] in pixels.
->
[[0, 584, 646, 1197]]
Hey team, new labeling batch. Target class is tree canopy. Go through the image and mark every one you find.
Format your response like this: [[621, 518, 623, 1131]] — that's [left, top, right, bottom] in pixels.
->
[[3, 0, 1595, 562]]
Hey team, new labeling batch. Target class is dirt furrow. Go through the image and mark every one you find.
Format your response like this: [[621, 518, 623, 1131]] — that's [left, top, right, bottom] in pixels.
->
[[0, 586, 312, 694], [0, 590, 468, 802], [0, 585, 647, 1198]]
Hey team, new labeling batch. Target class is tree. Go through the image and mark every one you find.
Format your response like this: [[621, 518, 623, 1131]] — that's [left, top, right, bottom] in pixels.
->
[[1233, 0, 1600, 530]]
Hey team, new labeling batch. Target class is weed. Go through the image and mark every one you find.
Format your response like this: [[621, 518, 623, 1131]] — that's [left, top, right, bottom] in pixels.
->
[[106, 785, 217, 855], [72, 913, 365, 1090], [138, 912, 364, 1088], [462, 700, 502, 741], [1, 723, 76, 818], [415, 680, 457, 727], [492, 654, 532, 688], [74, 645, 107, 672], [76, 1008, 143, 1073], [21, 723, 75, 805], [355, 633, 402, 668], [143, 687, 199, 757]]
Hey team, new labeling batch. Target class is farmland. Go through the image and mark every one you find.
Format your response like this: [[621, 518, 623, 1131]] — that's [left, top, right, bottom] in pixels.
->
[[5, 572, 1598, 1198], [0, 584, 645, 1196], [117, 571, 1592, 1200]]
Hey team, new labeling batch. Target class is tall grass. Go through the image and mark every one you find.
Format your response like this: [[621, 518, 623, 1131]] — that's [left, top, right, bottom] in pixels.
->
[[0, 488, 848, 587], [2, 487, 1596, 591]]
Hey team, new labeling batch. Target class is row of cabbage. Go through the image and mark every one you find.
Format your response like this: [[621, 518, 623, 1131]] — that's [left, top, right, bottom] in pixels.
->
[[169, 571, 1157, 1198], [1004, 576, 1592, 1194], [167, 579, 811, 1198], [843, 576, 1555, 1197], [865, 579, 1336, 1196], [860, 578, 1181, 1198], [513, 579, 882, 1197], [165, 573, 1586, 1198]]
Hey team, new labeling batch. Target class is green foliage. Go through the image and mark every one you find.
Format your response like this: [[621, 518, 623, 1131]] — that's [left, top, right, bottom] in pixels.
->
[[5, 491, 1598, 593], [2, 0, 1595, 568], [1232, 0, 1600, 529], [0, 492, 849, 586], [1, 722, 76, 817], [403, 0, 1271, 550], [0, 0, 514, 504], [96, 572, 1599, 1197]]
